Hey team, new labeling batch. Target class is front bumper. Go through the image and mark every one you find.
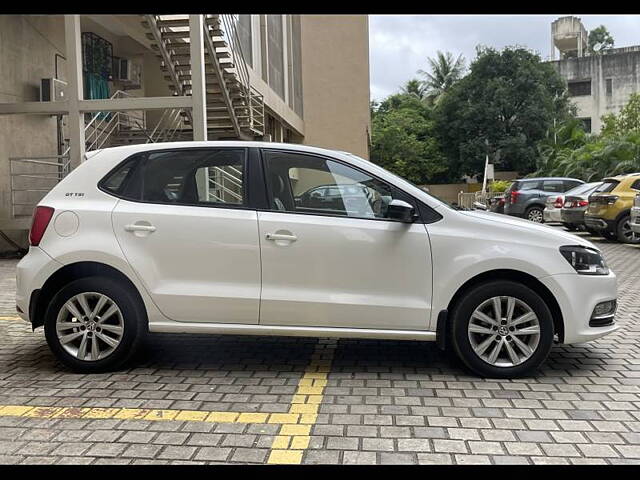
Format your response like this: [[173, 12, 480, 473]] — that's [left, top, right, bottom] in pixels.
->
[[539, 271, 618, 344], [631, 206, 640, 234], [15, 246, 62, 324]]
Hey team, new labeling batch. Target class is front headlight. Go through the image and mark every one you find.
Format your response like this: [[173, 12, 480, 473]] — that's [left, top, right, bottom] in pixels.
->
[[559, 246, 609, 275]]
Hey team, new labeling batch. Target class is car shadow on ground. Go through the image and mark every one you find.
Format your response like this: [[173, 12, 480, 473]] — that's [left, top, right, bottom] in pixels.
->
[[4, 328, 615, 382]]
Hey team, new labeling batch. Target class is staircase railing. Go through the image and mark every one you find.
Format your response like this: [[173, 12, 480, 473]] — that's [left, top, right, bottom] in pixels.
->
[[218, 14, 264, 135]]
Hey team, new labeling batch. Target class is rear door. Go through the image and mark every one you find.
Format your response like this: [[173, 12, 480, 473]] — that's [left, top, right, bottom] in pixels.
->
[[110, 147, 261, 324]]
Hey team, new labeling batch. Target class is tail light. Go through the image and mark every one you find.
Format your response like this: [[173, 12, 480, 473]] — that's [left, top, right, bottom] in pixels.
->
[[554, 196, 564, 208], [510, 190, 521, 204], [578, 200, 589, 207], [29, 206, 55, 246]]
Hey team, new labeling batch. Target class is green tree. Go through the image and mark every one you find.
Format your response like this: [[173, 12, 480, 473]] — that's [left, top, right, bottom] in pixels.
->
[[588, 25, 614, 54], [418, 51, 465, 103], [601, 93, 640, 136], [370, 93, 448, 184], [436, 46, 572, 179]]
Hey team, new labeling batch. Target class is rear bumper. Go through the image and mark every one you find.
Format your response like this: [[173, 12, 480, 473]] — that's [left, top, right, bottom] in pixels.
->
[[539, 272, 618, 344], [543, 207, 562, 223], [15, 246, 62, 324], [561, 208, 586, 225], [631, 207, 640, 234], [584, 215, 615, 232]]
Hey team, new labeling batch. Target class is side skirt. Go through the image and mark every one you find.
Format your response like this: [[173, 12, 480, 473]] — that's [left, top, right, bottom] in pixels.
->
[[149, 321, 437, 342]]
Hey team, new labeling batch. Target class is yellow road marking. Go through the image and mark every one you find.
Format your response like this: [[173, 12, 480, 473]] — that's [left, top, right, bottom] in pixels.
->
[[0, 404, 324, 426], [0, 316, 21, 321], [267, 339, 337, 465], [0, 331, 338, 465]]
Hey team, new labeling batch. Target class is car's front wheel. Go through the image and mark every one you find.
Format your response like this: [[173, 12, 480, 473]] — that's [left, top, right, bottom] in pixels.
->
[[44, 276, 144, 373], [450, 280, 554, 378]]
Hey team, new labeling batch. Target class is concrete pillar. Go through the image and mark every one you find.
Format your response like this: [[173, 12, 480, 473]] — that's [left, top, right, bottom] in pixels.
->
[[189, 15, 207, 141], [64, 15, 85, 168]]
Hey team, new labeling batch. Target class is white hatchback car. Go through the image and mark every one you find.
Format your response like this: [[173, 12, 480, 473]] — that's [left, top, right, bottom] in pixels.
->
[[16, 142, 618, 378]]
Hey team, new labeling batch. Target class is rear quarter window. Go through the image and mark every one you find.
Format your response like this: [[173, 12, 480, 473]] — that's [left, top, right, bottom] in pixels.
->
[[99, 157, 140, 197]]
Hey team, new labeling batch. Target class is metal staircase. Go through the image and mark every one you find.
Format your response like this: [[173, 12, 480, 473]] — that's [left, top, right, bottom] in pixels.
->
[[142, 14, 264, 139]]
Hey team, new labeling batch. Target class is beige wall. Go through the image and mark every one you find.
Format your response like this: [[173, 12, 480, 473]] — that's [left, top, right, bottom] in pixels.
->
[[299, 15, 371, 159], [0, 15, 66, 244]]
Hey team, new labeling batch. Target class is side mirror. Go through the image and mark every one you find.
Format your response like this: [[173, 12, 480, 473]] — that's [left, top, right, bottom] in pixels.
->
[[387, 199, 418, 222], [472, 201, 488, 211]]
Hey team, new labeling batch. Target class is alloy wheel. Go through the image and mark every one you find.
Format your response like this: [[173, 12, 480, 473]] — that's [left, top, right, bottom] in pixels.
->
[[527, 209, 543, 223], [621, 219, 640, 243], [55, 292, 125, 361], [467, 296, 541, 367]]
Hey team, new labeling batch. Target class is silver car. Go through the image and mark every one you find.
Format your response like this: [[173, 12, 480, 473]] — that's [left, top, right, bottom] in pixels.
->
[[631, 193, 640, 235]]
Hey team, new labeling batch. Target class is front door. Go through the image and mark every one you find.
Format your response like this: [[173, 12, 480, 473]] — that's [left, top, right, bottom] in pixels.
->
[[257, 149, 433, 330], [111, 147, 261, 324]]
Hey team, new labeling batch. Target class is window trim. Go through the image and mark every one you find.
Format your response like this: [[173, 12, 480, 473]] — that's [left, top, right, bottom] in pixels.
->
[[98, 147, 253, 211], [258, 148, 440, 224]]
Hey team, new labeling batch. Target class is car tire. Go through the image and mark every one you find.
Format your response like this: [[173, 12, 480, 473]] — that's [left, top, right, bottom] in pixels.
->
[[525, 206, 544, 223], [44, 276, 145, 373], [450, 280, 554, 378], [602, 230, 618, 241], [616, 215, 640, 244], [562, 223, 577, 231]]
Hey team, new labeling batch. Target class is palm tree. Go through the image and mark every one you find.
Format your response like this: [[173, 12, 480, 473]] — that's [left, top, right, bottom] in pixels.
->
[[400, 79, 426, 100], [418, 51, 466, 103]]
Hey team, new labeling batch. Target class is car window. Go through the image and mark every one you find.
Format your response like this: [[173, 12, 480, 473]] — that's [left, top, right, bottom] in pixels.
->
[[631, 179, 640, 191], [263, 150, 412, 220], [564, 182, 595, 196], [137, 149, 246, 206], [542, 180, 564, 192], [519, 181, 541, 191], [100, 157, 139, 196], [563, 180, 583, 191]]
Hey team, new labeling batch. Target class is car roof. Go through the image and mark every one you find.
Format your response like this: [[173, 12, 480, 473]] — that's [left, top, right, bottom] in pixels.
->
[[86, 141, 349, 159], [516, 177, 583, 182]]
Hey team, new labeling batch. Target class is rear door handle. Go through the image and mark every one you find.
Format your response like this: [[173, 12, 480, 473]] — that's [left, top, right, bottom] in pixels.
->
[[265, 233, 297, 242], [125, 224, 156, 233]]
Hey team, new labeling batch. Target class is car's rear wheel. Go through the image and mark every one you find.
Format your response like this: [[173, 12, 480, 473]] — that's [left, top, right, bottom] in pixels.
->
[[616, 215, 640, 244], [44, 276, 144, 373], [525, 206, 544, 223], [450, 280, 554, 378]]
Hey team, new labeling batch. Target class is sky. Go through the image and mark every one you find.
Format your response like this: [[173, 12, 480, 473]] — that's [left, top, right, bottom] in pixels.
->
[[369, 15, 640, 101]]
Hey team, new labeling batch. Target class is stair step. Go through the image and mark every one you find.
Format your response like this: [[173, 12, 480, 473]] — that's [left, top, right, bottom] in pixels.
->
[[144, 16, 221, 28], [168, 51, 230, 61]]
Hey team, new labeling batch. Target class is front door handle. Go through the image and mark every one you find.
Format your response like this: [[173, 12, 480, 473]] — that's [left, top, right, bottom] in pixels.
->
[[265, 233, 297, 242], [125, 224, 156, 233]]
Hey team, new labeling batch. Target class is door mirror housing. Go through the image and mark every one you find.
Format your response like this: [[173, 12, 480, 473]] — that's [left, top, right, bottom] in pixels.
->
[[387, 199, 418, 222]]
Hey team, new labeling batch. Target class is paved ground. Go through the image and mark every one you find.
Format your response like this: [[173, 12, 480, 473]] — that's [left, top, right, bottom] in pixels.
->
[[0, 227, 639, 465]]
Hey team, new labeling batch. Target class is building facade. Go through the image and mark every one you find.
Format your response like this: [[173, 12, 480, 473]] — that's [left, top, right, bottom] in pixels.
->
[[549, 16, 640, 134], [0, 14, 371, 248]]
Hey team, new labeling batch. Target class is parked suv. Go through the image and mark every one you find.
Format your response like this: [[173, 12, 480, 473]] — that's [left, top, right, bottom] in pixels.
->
[[584, 174, 640, 244], [16, 142, 617, 378], [504, 178, 584, 223]]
